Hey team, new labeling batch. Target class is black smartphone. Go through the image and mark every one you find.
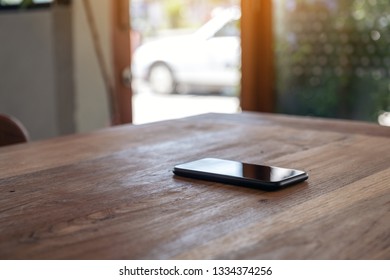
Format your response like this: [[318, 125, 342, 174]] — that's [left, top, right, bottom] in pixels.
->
[[173, 158, 308, 191]]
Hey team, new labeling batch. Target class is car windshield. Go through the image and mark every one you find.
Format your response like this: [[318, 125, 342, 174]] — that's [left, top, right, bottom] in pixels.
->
[[193, 8, 240, 40]]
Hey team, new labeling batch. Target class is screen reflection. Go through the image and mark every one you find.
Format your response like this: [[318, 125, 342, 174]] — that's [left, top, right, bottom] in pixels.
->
[[187, 158, 303, 182], [242, 163, 297, 182]]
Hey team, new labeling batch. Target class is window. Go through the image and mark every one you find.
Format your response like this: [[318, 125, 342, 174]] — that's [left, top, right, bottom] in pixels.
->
[[131, 0, 241, 124], [214, 19, 240, 37], [0, 0, 53, 9], [275, 0, 390, 123]]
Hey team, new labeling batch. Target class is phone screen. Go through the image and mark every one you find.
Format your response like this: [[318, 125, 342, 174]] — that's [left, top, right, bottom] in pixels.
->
[[173, 158, 308, 189]]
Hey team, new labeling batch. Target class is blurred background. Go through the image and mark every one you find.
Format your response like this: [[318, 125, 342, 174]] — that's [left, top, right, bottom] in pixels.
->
[[130, 0, 241, 124], [1, 0, 389, 141]]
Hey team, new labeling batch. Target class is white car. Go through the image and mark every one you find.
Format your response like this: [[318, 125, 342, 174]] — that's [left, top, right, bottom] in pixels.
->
[[131, 8, 241, 94]]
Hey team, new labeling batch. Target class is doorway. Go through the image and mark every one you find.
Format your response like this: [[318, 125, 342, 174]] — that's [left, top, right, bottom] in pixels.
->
[[130, 0, 241, 124]]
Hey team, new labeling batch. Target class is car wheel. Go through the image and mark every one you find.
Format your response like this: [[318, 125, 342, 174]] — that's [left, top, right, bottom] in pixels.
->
[[148, 63, 177, 94]]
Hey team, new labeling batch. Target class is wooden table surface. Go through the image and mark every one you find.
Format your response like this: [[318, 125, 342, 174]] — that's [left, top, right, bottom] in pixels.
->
[[0, 112, 389, 259]]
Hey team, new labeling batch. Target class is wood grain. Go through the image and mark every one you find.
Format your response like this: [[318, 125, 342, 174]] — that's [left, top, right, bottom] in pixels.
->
[[0, 112, 389, 259]]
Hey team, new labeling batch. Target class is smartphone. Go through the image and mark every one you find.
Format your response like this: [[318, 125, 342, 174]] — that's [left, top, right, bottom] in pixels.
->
[[173, 158, 308, 191]]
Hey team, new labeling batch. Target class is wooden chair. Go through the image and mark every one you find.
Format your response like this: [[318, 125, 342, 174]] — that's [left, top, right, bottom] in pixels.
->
[[0, 114, 29, 147]]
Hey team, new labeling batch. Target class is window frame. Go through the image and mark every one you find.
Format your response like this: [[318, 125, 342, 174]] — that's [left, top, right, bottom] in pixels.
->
[[241, 0, 275, 113]]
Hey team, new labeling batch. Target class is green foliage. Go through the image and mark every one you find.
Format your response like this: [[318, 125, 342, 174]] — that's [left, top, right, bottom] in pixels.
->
[[276, 0, 390, 122], [20, 0, 33, 8], [164, 0, 182, 28]]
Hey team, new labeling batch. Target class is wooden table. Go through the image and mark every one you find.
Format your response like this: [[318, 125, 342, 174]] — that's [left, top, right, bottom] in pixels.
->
[[0, 112, 389, 259]]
